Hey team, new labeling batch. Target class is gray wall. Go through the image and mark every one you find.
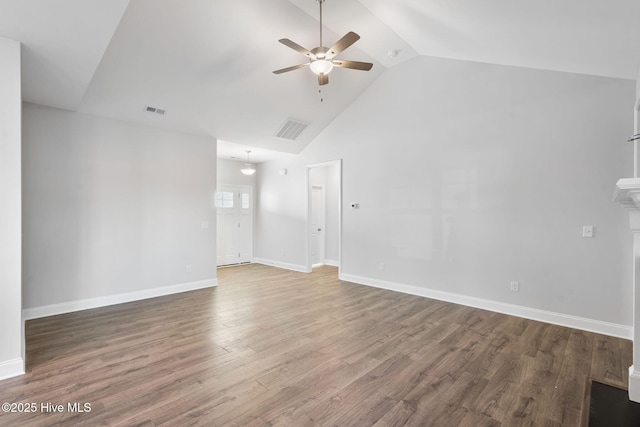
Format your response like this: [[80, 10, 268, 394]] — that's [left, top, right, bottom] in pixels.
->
[[256, 55, 635, 332], [22, 103, 218, 311]]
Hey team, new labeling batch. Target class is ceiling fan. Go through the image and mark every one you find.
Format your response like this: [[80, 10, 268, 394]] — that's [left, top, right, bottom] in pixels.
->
[[273, 0, 373, 86]]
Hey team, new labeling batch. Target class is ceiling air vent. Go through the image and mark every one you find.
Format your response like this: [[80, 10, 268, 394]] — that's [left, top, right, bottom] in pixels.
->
[[275, 119, 308, 141], [144, 105, 166, 115]]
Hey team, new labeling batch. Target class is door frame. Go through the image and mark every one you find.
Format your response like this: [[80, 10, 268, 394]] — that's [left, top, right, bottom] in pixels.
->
[[306, 159, 342, 273]]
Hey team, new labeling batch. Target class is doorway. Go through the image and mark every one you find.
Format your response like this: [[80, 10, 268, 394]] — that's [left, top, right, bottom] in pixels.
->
[[216, 185, 253, 266], [307, 160, 341, 271]]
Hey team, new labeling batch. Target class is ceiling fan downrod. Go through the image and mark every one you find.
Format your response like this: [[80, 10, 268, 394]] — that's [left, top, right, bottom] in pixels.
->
[[318, 0, 324, 48]]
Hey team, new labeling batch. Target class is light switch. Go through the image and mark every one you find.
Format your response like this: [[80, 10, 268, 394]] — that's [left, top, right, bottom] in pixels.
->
[[201, 221, 209, 229], [582, 225, 594, 238]]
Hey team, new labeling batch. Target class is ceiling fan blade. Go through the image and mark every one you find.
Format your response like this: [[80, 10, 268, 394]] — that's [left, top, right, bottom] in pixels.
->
[[318, 74, 329, 86], [326, 32, 360, 59], [333, 60, 373, 71], [278, 39, 316, 59], [273, 63, 309, 74]]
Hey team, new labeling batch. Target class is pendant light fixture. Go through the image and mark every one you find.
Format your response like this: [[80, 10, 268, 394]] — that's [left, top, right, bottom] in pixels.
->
[[240, 150, 256, 175]]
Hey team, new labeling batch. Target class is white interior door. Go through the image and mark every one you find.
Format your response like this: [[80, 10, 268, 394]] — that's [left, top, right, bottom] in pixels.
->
[[216, 185, 253, 266], [310, 185, 325, 266]]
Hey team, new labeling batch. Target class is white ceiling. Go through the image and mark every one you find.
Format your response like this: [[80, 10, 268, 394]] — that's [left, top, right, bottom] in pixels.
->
[[217, 140, 296, 163], [0, 0, 129, 110], [1, 0, 639, 162], [359, 0, 640, 80]]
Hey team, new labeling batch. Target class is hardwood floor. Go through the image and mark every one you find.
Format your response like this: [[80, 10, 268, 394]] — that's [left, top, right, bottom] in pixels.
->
[[0, 264, 631, 426]]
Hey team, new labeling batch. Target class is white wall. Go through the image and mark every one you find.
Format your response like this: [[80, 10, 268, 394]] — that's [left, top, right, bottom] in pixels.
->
[[0, 37, 23, 379], [255, 161, 307, 270], [256, 55, 635, 334], [636, 67, 640, 134], [217, 158, 257, 187], [22, 104, 217, 314], [324, 163, 340, 264], [637, 67, 640, 106]]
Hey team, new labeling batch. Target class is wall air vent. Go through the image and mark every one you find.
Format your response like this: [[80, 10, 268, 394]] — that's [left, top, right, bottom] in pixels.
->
[[274, 119, 308, 141], [144, 105, 166, 115]]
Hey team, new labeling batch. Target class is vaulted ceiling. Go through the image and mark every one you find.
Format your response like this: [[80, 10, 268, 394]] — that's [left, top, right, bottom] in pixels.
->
[[1, 0, 639, 162]]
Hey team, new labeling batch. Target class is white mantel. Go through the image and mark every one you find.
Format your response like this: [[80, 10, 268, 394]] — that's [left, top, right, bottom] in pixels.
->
[[614, 177, 640, 402]]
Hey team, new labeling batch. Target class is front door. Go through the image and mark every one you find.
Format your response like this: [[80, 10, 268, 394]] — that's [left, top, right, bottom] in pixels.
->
[[216, 185, 252, 266]]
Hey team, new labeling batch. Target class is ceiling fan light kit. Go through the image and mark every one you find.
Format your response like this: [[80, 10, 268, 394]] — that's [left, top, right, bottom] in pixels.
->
[[273, 0, 373, 86], [309, 59, 333, 75]]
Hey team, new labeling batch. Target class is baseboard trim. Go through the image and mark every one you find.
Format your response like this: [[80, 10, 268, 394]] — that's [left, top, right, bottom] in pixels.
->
[[253, 258, 310, 273], [0, 358, 24, 381], [339, 273, 632, 340], [324, 259, 339, 267], [629, 366, 640, 403], [23, 278, 218, 320]]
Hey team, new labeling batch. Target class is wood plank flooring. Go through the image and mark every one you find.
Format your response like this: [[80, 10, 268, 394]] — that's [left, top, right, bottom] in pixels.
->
[[0, 264, 631, 426]]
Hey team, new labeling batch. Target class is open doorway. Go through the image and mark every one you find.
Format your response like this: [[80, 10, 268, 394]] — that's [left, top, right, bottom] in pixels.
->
[[307, 160, 341, 272]]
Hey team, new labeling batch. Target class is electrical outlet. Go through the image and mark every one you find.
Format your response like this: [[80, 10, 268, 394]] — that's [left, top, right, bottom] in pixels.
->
[[510, 281, 520, 292], [186, 264, 192, 273]]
